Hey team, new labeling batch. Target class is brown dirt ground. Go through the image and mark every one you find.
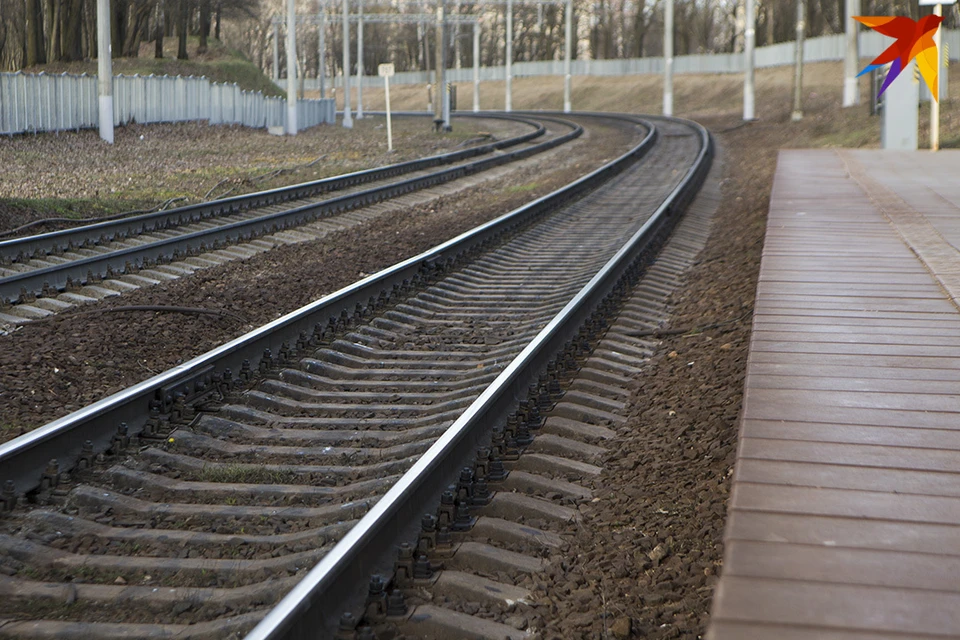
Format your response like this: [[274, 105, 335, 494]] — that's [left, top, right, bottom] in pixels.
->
[[0, 117, 636, 440], [0, 115, 524, 235], [4, 58, 944, 635], [520, 69, 889, 640]]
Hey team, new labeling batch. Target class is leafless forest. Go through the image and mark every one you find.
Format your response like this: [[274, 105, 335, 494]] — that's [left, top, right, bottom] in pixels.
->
[[0, 0, 954, 75]]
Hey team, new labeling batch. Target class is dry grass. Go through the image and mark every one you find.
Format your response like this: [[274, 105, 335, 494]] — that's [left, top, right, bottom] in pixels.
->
[[0, 115, 524, 233], [349, 61, 960, 149]]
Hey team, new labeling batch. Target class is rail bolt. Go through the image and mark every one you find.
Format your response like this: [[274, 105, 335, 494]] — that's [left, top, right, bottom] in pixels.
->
[[335, 611, 357, 640], [364, 574, 387, 621], [386, 590, 407, 617], [394, 543, 414, 585], [413, 554, 433, 580], [1, 480, 17, 511]]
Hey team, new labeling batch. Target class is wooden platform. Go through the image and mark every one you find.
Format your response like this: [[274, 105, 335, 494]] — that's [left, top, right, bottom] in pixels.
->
[[708, 149, 960, 639]]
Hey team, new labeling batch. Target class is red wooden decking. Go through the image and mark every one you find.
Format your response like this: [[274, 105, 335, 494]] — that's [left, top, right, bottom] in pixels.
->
[[708, 149, 960, 639]]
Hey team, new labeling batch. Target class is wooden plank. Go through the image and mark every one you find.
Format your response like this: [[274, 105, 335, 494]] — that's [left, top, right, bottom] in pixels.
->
[[710, 149, 960, 638]]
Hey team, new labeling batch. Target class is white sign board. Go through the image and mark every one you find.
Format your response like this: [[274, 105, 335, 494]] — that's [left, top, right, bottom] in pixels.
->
[[919, 0, 956, 6], [378, 63, 395, 78]]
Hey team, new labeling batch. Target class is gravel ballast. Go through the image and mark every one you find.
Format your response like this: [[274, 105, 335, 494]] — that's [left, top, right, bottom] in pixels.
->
[[0, 116, 638, 439]]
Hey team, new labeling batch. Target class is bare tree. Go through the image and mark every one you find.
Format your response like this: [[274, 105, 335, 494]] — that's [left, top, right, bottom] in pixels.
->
[[178, 0, 188, 57]]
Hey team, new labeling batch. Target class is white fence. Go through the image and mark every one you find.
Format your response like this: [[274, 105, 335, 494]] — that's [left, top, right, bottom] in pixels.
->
[[0, 72, 335, 136], [321, 29, 960, 88]]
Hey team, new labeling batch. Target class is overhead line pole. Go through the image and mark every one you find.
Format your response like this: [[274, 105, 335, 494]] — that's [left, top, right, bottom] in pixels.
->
[[932, 2, 942, 151], [435, 0, 444, 122], [96, 0, 114, 143], [791, 0, 805, 121], [505, 0, 513, 111], [563, 0, 572, 112], [743, 0, 756, 120], [286, 0, 299, 134], [663, 0, 673, 116], [843, 0, 860, 106], [357, 0, 364, 118], [342, 0, 353, 127], [473, 22, 481, 111]]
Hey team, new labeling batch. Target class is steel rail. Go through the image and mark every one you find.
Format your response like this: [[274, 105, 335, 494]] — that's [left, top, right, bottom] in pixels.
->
[[0, 114, 634, 500], [244, 114, 712, 640], [0, 113, 544, 271], [0, 115, 579, 304]]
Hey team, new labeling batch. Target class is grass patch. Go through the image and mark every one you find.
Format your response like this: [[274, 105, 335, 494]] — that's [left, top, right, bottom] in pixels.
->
[[505, 182, 540, 194], [1, 197, 155, 222], [195, 464, 300, 485]]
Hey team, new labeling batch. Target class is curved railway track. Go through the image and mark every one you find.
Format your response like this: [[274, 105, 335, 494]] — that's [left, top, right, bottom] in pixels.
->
[[0, 113, 712, 640], [0, 114, 579, 321]]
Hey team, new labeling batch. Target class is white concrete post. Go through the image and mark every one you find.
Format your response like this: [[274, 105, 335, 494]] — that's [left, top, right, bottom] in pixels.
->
[[342, 0, 353, 127], [505, 0, 513, 111], [440, 3, 449, 126], [286, 0, 298, 134], [319, 6, 326, 98], [843, 0, 860, 106], [743, 0, 756, 120], [272, 23, 280, 82], [434, 2, 443, 120], [384, 74, 393, 150], [663, 0, 673, 116], [97, 0, 114, 143], [454, 0, 462, 69], [563, 0, 572, 112], [356, 1, 363, 118], [932, 2, 942, 150], [791, 0, 805, 121], [473, 22, 480, 112]]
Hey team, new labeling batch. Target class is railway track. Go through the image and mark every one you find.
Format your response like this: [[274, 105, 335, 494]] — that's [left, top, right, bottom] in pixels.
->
[[0, 113, 712, 639], [0, 114, 578, 324]]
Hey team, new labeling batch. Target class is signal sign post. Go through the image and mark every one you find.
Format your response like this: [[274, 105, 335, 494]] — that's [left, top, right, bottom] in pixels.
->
[[379, 63, 395, 152]]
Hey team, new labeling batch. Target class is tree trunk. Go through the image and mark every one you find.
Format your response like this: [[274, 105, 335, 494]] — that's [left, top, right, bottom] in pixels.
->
[[24, 0, 45, 65], [197, 0, 209, 53], [155, 0, 164, 57], [84, 0, 96, 59], [45, 0, 61, 62], [60, 0, 82, 61], [632, 0, 647, 57], [765, 1, 774, 45], [214, 0, 220, 40], [177, 0, 187, 58], [111, 0, 127, 59]]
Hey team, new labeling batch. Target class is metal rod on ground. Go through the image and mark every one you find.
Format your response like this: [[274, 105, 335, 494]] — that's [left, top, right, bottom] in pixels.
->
[[505, 0, 513, 111], [96, 0, 114, 144], [932, 2, 942, 151], [563, 0, 571, 112], [342, 0, 353, 127], [743, 0, 756, 120], [473, 22, 480, 111], [286, 0, 298, 134], [357, 0, 364, 119], [791, 0, 805, 121], [319, 4, 326, 99], [272, 23, 280, 82], [663, 0, 673, 116], [843, 0, 860, 106]]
